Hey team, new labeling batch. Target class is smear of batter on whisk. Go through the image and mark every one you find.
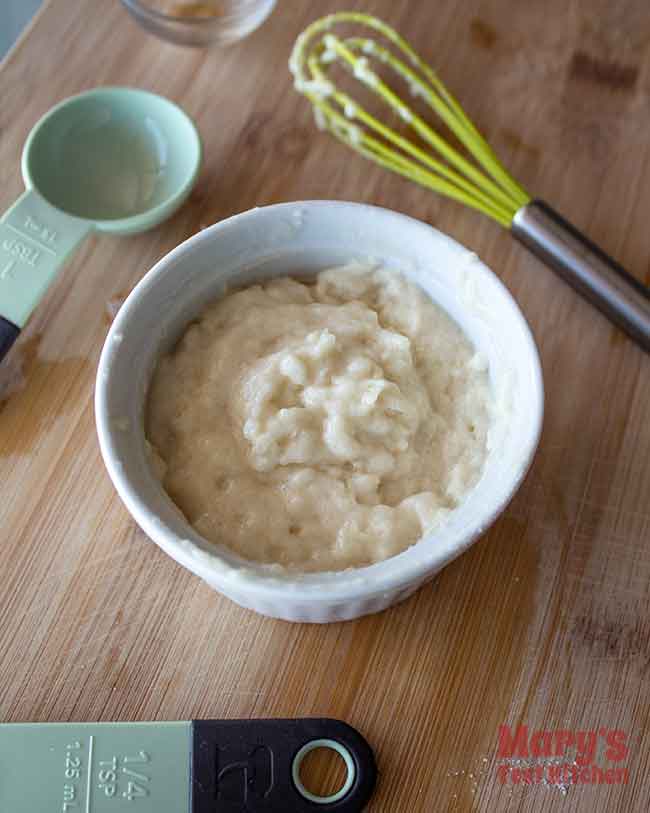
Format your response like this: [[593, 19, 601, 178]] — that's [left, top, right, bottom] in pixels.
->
[[146, 264, 493, 572]]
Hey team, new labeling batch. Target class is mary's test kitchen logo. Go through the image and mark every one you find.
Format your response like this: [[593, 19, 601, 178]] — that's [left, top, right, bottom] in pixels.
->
[[496, 725, 629, 789]]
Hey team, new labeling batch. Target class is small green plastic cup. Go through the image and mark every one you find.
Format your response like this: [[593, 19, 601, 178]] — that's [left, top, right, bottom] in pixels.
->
[[0, 86, 202, 359]]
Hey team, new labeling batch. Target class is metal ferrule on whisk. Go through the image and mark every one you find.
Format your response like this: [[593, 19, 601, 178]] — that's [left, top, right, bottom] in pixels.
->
[[512, 201, 650, 351]]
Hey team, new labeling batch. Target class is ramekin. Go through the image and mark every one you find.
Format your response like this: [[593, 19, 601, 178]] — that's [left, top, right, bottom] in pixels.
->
[[95, 201, 543, 622]]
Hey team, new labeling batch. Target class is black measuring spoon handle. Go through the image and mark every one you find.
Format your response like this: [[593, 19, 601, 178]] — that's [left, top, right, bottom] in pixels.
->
[[191, 717, 377, 812], [0, 316, 19, 362]]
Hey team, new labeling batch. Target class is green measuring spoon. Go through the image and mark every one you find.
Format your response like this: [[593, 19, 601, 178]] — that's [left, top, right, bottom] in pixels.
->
[[0, 86, 202, 361]]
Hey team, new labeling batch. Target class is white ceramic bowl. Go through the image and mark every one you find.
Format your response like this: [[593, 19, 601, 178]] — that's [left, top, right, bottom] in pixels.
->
[[95, 201, 543, 623]]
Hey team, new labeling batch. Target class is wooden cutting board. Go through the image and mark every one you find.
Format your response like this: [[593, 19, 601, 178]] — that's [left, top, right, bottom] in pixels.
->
[[1, 1, 650, 810]]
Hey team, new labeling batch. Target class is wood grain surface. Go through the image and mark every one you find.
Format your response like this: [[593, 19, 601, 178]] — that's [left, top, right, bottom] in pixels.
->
[[2, 1, 650, 810]]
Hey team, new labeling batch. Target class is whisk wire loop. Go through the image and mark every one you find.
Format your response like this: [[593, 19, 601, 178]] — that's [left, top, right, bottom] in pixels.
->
[[290, 12, 531, 226]]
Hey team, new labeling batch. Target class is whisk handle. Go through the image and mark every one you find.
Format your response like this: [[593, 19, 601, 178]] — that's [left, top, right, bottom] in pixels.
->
[[512, 200, 650, 352]]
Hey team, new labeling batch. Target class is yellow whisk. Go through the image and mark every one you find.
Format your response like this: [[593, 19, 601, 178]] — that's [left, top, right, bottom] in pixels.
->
[[290, 13, 650, 352]]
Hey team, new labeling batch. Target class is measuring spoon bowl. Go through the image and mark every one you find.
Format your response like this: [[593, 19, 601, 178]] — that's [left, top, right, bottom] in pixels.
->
[[0, 86, 201, 359]]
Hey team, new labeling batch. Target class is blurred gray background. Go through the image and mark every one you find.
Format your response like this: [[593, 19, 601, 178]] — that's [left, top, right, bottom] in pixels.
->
[[1, 0, 44, 59]]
